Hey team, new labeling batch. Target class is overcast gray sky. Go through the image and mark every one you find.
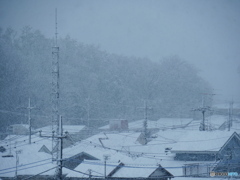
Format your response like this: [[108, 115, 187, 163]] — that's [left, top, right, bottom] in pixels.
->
[[0, 0, 239, 104]]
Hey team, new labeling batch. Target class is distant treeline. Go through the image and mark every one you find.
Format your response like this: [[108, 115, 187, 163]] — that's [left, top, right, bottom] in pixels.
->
[[0, 27, 212, 131]]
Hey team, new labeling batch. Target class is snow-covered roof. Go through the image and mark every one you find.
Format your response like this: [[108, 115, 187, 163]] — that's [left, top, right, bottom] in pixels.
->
[[0, 135, 54, 177], [66, 160, 119, 178], [99, 115, 235, 132], [62, 131, 181, 176], [206, 115, 228, 127], [112, 164, 157, 178], [63, 127, 238, 176], [169, 130, 235, 152], [1, 115, 238, 178], [127, 118, 192, 130], [65, 158, 171, 178], [1, 134, 52, 151], [155, 118, 193, 130], [35, 125, 85, 135], [183, 115, 229, 130], [100, 118, 193, 131], [63, 132, 142, 162]]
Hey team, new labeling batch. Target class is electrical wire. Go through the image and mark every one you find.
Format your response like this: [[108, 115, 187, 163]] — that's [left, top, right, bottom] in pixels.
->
[[0, 109, 50, 118], [77, 135, 230, 156], [0, 142, 239, 178], [21, 166, 57, 180], [0, 158, 52, 172], [0, 158, 52, 174], [63, 157, 240, 172], [0, 135, 51, 152], [0, 161, 54, 175], [63, 166, 103, 178]]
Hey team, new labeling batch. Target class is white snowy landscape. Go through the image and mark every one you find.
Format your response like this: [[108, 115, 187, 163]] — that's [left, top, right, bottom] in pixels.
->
[[1, 114, 240, 179], [0, 0, 240, 180]]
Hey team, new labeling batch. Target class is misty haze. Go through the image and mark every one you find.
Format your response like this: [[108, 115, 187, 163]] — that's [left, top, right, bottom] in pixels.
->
[[0, 0, 240, 180]]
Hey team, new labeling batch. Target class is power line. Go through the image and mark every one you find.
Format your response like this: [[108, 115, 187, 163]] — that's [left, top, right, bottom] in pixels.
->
[[63, 158, 240, 172], [0, 158, 52, 174], [21, 166, 57, 180]]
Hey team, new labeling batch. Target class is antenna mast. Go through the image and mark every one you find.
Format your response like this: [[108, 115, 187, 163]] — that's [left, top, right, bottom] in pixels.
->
[[55, 8, 58, 47], [52, 8, 60, 163]]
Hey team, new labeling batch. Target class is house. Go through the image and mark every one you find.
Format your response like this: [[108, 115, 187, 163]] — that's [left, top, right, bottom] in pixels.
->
[[62, 132, 141, 171], [1, 118, 239, 179], [65, 159, 173, 180], [213, 132, 240, 175], [111, 162, 173, 180], [97, 121, 240, 179], [62, 131, 175, 179], [0, 134, 99, 179], [65, 160, 120, 178], [169, 131, 240, 177]]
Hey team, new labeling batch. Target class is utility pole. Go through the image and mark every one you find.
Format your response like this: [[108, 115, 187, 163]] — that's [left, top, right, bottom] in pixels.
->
[[15, 150, 22, 179], [226, 148, 232, 180], [18, 98, 36, 144], [138, 101, 152, 142], [27, 98, 35, 144], [88, 169, 92, 179], [40, 116, 67, 180], [228, 100, 234, 131], [143, 101, 149, 137], [87, 97, 90, 128], [103, 155, 110, 178], [193, 93, 214, 131], [195, 106, 210, 131]]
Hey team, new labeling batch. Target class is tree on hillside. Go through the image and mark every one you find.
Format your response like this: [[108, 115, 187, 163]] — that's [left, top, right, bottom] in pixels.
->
[[155, 57, 213, 117], [0, 27, 213, 131]]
